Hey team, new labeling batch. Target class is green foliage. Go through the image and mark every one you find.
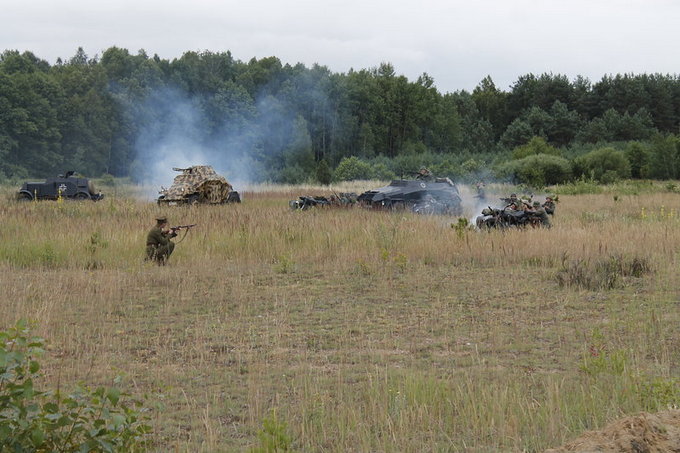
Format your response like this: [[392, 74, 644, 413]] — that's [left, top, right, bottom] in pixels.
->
[[274, 254, 295, 274], [648, 134, 680, 180], [451, 217, 470, 239], [3, 48, 680, 181], [250, 410, 292, 452], [625, 142, 651, 179], [573, 147, 631, 182], [315, 159, 332, 185], [0, 319, 152, 452], [0, 241, 66, 268], [277, 165, 308, 184], [500, 118, 533, 148], [371, 162, 396, 181], [98, 173, 116, 187], [497, 153, 572, 187], [511, 136, 560, 160], [333, 156, 373, 181], [580, 348, 628, 376], [636, 376, 680, 411], [553, 176, 603, 195]]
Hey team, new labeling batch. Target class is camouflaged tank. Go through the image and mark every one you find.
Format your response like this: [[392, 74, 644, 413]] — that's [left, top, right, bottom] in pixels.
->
[[157, 166, 241, 205]]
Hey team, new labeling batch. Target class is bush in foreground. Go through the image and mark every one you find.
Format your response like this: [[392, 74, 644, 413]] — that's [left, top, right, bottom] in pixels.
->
[[0, 320, 152, 452]]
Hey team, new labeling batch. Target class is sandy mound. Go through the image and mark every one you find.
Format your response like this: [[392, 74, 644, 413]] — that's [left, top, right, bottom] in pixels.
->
[[545, 410, 680, 453]]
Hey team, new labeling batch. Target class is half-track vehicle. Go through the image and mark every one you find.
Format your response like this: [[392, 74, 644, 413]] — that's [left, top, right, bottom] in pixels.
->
[[357, 177, 463, 215], [157, 166, 240, 205], [17, 171, 103, 201]]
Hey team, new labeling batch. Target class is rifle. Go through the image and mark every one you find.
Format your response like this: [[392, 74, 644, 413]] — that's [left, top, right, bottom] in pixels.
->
[[170, 224, 197, 234]]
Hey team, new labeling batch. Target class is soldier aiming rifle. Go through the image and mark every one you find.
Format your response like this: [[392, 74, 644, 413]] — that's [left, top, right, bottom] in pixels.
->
[[145, 217, 197, 265]]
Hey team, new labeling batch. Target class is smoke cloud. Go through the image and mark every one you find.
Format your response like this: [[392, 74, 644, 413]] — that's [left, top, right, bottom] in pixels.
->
[[127, 79, 314, 199]]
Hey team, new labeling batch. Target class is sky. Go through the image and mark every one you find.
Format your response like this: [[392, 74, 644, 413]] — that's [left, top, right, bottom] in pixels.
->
[[2, 0, 679, 93]]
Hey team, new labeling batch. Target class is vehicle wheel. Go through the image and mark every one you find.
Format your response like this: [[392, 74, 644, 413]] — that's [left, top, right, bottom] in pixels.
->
[[227, 191, 241, 203], [74, 192, 90, 201], [187, 194, 200, 205], [17, 193, 32, 202]]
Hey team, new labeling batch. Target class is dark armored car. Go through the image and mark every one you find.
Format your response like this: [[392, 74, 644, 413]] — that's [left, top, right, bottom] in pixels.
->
[[358, 177, 463, 216], [17, 171, 103, 201]]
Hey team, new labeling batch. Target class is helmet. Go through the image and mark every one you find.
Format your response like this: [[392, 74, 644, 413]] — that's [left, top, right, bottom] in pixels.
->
[[533, 201, 540, 207]]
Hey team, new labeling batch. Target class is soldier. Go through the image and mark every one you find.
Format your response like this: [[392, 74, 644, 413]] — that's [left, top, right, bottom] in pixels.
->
[[531, 201, 551, 228], [543, 196, 556, 215], [146, 216, 177, 265], [475, 181, 486, 200], [505, 193, 523, 210], [416, 167, 434, 181]]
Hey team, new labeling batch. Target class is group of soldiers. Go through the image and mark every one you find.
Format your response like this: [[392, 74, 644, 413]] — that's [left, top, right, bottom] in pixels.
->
[[476, 193, 556, 229], [504, 193, 554, 227]]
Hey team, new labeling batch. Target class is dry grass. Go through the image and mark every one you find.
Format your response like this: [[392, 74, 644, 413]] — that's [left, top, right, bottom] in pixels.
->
[[0, 184, 679, 452]]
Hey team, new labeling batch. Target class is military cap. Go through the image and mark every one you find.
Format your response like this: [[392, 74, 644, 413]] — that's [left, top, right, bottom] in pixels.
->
[[156, 216, 168, 224]]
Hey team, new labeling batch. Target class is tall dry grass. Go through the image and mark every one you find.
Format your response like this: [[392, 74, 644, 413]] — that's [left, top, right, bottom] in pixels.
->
[[0, 184, 679, 451]]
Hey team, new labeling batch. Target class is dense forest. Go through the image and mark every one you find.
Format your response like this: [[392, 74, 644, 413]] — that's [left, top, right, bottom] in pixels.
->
[[1, 47, 680, 186]]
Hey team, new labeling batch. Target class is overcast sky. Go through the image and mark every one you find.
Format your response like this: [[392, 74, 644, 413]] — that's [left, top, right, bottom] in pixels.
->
[[3, 0, 678, 93]]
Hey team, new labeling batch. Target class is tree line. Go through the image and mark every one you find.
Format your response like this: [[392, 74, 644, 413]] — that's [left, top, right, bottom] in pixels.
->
[[1, 47, 679, 185]]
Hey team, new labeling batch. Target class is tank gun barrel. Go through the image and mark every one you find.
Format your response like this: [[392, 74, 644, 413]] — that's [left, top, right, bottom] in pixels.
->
[[172, 167, 189, 172]]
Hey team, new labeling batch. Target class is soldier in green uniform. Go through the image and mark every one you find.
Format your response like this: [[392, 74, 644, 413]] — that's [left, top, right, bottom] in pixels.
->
[[146, 216, 177, 265], [416, 167, 434, 181], [531, 201, 551, 228], [543, 196, 556, 215]]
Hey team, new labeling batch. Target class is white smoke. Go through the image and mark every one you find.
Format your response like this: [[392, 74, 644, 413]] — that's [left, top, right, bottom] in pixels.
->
[[129, 86, 278, 199]]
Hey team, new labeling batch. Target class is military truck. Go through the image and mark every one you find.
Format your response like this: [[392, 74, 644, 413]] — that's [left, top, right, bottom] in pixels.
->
[[17, 171, 103, 201], [157, 165, 240, 205]]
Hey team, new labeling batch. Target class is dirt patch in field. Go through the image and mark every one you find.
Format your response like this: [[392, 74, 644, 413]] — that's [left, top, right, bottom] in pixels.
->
[[546, 410, 680, 452]]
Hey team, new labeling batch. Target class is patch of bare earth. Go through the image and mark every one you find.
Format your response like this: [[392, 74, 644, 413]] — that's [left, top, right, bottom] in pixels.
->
[[546, 410, 680, 453]]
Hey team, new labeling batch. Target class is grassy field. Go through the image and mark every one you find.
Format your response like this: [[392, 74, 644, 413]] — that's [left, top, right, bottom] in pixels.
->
[[0, 181, 679, 452]]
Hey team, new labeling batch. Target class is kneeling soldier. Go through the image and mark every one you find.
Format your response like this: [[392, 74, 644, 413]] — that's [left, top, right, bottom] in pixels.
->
[[146, 216, 177, 265], [531, 201, 551, 228]]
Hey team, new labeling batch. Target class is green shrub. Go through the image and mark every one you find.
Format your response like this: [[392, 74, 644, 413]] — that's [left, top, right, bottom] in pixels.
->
[[625, 142, 651, 179], [573, 147, 631, 182], [0, 320, 152, 452], [334, 156, 374, 181], [278, 165, 308, 184], [648, 134, 680, 180], [371, 162, 396, 181], [552, 177, 603, 195], [98, 173, 116, 187], [497, 153, 572, 187], [511, 136, 560, 160], [0, 242, 67, 269], [315, 159, 332, 185], [636, 376, 680, 411], [250, 410, 292, 452]]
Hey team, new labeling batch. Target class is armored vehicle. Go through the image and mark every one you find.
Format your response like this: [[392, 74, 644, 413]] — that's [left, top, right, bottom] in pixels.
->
[[357, 177, 463, 215], [17, 171, 103, 201], [157, 166, 240, 205]]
